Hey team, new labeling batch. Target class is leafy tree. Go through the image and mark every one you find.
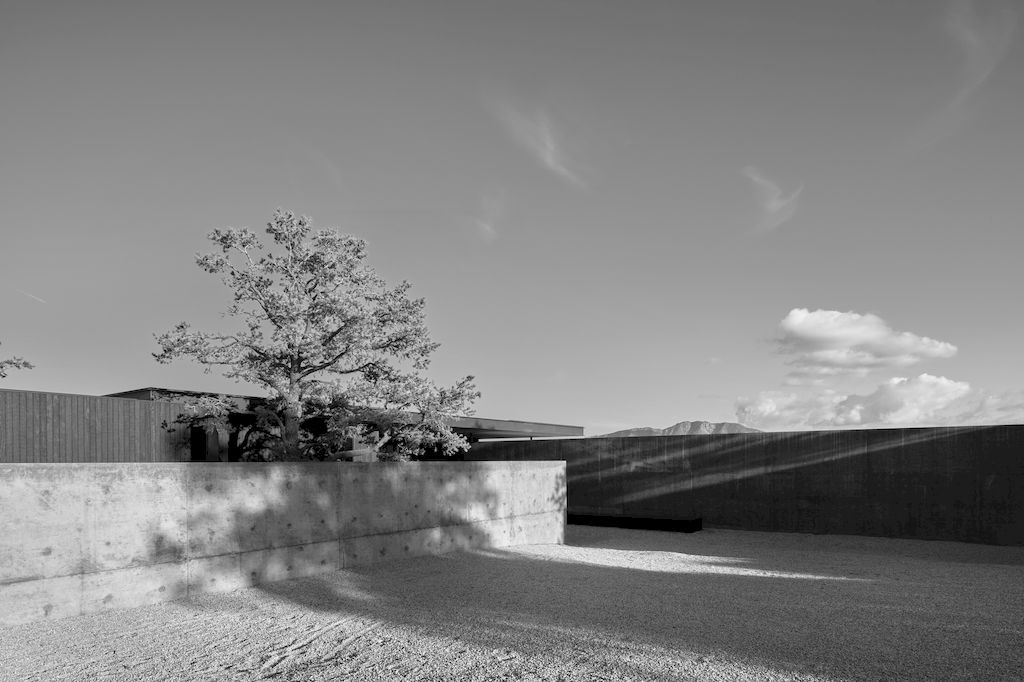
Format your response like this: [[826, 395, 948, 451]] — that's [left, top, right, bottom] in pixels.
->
[[154, 209, 479, 461], [0, 342, 33, 379]]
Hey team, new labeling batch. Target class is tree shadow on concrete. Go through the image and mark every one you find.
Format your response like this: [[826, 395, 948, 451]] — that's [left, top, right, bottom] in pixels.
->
[[153, 460, 564, 601]]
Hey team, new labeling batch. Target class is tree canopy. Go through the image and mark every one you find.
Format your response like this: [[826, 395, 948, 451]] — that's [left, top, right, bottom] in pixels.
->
[[154, 210, 479, 460], [0, 342, 33, 379]]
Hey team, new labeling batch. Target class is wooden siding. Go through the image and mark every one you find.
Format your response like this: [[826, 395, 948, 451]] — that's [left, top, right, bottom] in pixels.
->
[[0, 389, 191, 463]]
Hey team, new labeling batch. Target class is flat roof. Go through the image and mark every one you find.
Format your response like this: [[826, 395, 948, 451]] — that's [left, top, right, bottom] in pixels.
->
[[106, 387, 584, 440], [446, 415, 583, 439]]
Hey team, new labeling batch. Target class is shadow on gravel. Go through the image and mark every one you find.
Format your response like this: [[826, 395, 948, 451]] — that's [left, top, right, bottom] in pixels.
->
[[252, 523, 1024, 681], [565, 523, 1024, 569], [150, 451, 1020, 681]]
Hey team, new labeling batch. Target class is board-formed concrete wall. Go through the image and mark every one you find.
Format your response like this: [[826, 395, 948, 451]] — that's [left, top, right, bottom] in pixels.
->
[[0, 461, 565, 625], [469, 425, 1024, 546]]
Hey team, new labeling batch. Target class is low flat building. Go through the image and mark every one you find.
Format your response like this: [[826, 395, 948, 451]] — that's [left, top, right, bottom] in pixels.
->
[[106, 387, 583, 461]]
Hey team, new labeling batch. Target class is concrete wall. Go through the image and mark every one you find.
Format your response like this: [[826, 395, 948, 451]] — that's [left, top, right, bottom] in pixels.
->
[[469, 425, 1024, 545], [0, 461, 566, 625]]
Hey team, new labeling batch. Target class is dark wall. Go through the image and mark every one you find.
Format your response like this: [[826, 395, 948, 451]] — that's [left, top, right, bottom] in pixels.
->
[[468, 426, 1024, 545]]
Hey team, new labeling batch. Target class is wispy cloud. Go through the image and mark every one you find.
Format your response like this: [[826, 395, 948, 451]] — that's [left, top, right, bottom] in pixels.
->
[[471, 191, 505, 241], [16, 289, 47, 304], [493, 101, 587, 188], [776, 308, 957, 382], [948, 0, 1016, 100], [910, 0, 1017, 148], [741, 166, 802, 232], [298, 144, 349, 194]]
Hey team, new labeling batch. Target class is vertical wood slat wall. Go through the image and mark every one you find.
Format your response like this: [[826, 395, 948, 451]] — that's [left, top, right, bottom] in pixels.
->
[[0, 389, 190, 463]]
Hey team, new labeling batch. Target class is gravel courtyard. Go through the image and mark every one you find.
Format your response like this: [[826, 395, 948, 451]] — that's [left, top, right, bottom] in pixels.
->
[[4, 525, 1023, 681]]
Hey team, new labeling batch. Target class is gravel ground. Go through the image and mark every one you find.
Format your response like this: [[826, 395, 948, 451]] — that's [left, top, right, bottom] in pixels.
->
[[4, 525, 1023, 681]]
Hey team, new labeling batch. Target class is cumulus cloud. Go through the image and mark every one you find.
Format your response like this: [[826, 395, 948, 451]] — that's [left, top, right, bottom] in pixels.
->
[[736, 306, 1020, 430], [494, 101, 587, 188], [832, 374, 973, 425], [736, 374, 1024, 430], [777, 308, 957, 381], [736, 390, 847, 431], [741, 166, 802, 231], [955, 389, 1024, 423]]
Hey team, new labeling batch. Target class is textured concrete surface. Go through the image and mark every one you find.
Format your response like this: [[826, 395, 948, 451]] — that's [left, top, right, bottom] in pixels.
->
[[0, 461, 566, 625], [470, 425, 1024, 545]]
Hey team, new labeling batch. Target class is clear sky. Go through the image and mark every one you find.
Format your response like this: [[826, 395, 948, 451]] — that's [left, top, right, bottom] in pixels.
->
[[2, 0, 1022, 434]]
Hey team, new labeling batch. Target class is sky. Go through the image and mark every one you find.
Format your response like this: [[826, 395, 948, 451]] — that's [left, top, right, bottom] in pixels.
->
[[2, 0, 1023, 434]]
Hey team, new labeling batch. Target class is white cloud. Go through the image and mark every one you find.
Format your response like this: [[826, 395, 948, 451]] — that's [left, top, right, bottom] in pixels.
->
[[494, 101, 587, 188], [832, 374, 973, 425], [777, 308, 957, 380], [736, 374, 1024, 430], [954, 389, 1024, 423], [736, 390, 846, 431], [741, 166, 802, 231], [737, 306, 1021, 430]]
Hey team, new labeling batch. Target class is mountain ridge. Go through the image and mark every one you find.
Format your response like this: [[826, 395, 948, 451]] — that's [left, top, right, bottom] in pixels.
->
[[599, 421, 761, 437]]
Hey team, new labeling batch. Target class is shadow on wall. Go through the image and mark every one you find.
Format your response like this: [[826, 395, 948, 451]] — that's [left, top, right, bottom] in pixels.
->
[[234, 524, 1024, 681], [163, 461, 565, 598], [0, 461, 565, 625]]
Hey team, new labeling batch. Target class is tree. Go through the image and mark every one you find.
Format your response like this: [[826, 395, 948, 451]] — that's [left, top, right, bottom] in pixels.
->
[[154, 209, 480, 461], [0, 342, 33, 379]]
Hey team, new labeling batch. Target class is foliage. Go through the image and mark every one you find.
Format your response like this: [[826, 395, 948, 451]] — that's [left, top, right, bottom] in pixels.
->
[[0, 342, 33, 379], [154, 209, 479, 461]]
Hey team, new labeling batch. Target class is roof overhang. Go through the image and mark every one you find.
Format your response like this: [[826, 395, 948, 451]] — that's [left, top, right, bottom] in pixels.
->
[[105, 387, 583, 441], [447, 415, 583, 440]]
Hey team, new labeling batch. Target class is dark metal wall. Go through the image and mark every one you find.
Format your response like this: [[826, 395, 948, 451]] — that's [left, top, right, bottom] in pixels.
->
[[468, 426, 1024, 545], [0, 389, 191, 463]]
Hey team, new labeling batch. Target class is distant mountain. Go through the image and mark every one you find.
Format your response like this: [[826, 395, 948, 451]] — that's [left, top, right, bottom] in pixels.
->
[[599, 421, 761, 437]]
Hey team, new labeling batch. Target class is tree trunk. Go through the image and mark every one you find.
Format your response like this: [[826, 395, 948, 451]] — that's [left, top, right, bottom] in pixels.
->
[[281, 403, 302, 459]]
